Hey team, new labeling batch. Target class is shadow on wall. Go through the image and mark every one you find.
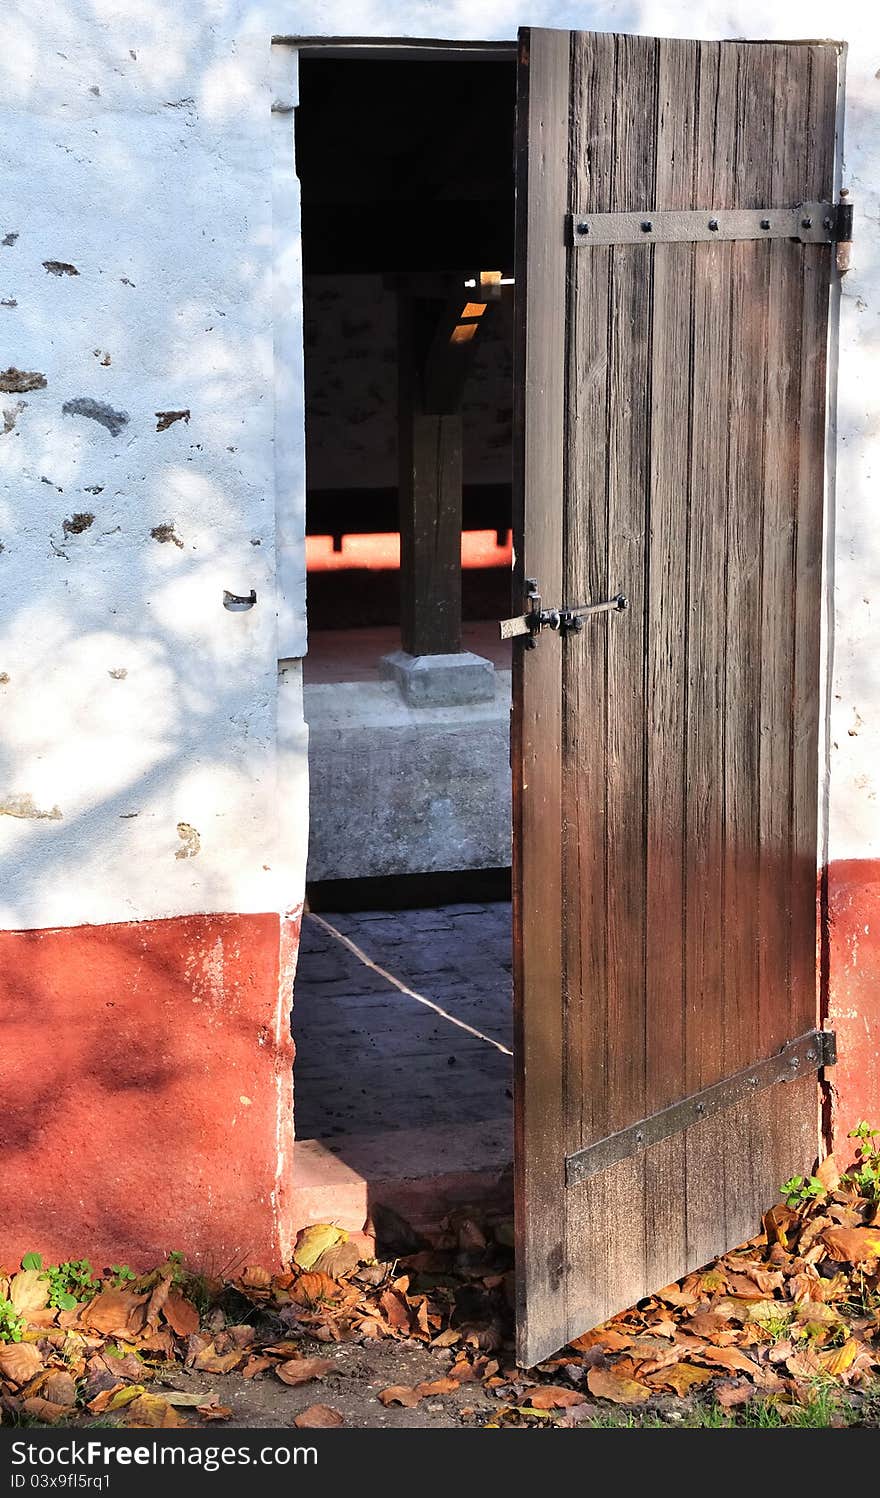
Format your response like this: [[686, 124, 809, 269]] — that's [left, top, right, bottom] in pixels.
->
[[0, 11, 298, 933]]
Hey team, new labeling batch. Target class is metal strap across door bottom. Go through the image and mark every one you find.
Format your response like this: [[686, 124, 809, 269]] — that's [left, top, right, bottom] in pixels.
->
[[565, 1029, 837, 1188]]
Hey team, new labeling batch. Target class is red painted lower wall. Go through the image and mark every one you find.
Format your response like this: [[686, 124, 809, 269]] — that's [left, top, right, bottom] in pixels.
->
[[0, 911, 298, 1273], [826, 860, 880, 1148]]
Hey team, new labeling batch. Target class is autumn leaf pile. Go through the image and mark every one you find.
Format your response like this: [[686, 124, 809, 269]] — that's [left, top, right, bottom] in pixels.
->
[[2, 1137, 880, 1430]]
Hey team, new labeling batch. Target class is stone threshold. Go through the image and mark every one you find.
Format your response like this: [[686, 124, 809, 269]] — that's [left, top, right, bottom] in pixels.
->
[[290, 1117, 513, 1236]]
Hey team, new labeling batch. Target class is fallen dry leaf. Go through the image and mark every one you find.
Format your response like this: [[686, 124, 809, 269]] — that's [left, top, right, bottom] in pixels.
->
[[0, 1342, 43, 1385], [42, 1371, 77, 1407], [687, 1311, 732, 1338], [815, 1154, 841, 1191], [242, 1356, 275, 1380], [378, 1288, 412, 1333], [197, 1405, 232, 1422], [696, 1346, 759, 1377], [240, 1266, 271, 1291], [293, 1224, 346, 1271], [192, 1345, 245, 1375], [378, 1385, 423, 1408], [106, 1384, 148, 1411], [525, 1385, 585, 1409], [21, 1397, 68, 1424], [164, 1390, 219, 1408], [81, 1290, 146, 1337], [821, 1227, 880, 1264], [275, 1357, 334, 1387], [8, 1270, 50, 1316], [650, 1362, 715, 1396], [163, 1291, 200, 1339], [145, 1274, 172, 1330], [715, 1381, 754, 1409], [125, 1393, 186, 1428], [290, 1272, 339, 1307], [587, 1366, 652, 1405], [313, 1241, 361, 1281], [818, 1339, 860, 1377], [414, 1377, 460, 1397], [294, 1404, 344, 1428]]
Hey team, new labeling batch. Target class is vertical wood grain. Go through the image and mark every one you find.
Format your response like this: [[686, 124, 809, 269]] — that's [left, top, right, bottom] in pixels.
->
[[515, 29, 839, 1365], [512, 24, 570, 1369]]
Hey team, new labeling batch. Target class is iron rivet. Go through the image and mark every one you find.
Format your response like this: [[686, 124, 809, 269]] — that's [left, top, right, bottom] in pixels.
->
[[760, 218, 771, 230], [802, 215, 813, 229], [823, 216, 833, 230], [806, 1049, 816, 1063], [641, 220, 653, 233], [577, 221, 590, 235], [708, 218, 719, 231], [696, 1102, 706, 1115], [790, 1056, 800, 1068]]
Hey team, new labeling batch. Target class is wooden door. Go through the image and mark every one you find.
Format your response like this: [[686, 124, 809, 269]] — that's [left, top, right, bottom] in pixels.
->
[[512, 27, 841, 1365]]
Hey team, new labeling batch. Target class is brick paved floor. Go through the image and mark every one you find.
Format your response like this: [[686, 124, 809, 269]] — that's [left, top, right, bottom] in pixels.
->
[[292, 903, 513, 1139]]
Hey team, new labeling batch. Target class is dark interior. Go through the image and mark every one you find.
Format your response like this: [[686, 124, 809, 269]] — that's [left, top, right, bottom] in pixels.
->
[[296, 56, 517, 633]]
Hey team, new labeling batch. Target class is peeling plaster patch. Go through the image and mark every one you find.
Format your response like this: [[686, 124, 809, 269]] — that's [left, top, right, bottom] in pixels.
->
[[43, 261, 79, 276], [2, 233, 18, 247], [0, 793, 62, 821], [156, 409, 190, 431], [93, 349, 111, 366], [83, 485, 103, 495], [0, 673, 9, 685], [62, 512, 94, 536], [120, 277, 135, 287], [150, 522, 184, 549], [1, 299, 17, 308], [2, 402, 25, 435], [119, 812, 138, 819], [89, 85, 100, 96], [62, 397, 129, 436], [0, 368, 46, 393], [175, 822, 200, 859], [108, 667, 127, 679]]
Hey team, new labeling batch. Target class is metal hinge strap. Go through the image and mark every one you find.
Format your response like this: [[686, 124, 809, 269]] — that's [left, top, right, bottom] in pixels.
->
[[565, 1029, 837, 1188], [569, 200, 852, 247]]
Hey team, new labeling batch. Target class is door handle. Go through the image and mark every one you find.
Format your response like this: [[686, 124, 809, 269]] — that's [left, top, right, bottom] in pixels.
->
[[500, 582, 628, 645]]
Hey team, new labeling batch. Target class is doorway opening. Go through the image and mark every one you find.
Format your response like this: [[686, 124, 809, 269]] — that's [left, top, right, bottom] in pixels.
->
[[291, 46, 518, 1234]]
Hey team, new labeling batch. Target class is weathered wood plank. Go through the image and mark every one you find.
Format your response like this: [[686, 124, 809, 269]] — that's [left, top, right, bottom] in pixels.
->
[[683, 39, 737, 1270], [643, 35, 699, 1293], [512, 24, 570, 1370], [563, 26, 615, 1159], [397, 296, 463, 657]]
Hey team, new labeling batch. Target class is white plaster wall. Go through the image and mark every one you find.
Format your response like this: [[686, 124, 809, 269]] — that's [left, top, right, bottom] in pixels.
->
[[0, 3, 308, 929], [1, 0, 876, 931]]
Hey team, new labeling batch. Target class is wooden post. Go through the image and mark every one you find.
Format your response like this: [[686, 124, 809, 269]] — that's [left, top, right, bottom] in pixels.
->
[[398, 296, 463, 657]]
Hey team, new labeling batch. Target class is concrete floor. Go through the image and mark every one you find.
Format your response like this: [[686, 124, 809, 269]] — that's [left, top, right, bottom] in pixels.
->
[[303, 622, 513, 683], [293, 902, 513, 1139]]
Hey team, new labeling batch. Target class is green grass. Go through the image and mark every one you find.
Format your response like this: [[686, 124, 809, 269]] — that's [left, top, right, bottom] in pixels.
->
[[582, 1380, 880, 1429]]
